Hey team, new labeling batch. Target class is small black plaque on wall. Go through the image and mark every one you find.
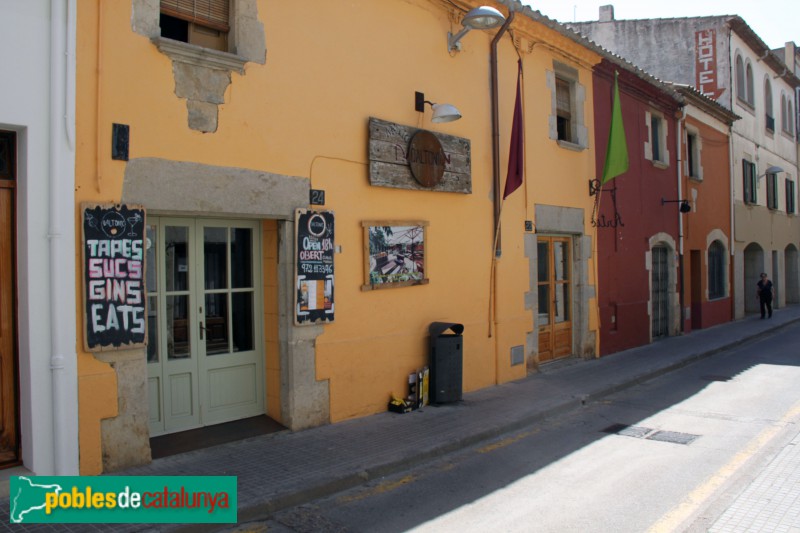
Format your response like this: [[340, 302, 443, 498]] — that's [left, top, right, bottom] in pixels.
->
[[310, 189, 326, 206], [112, 123, 130, 161]]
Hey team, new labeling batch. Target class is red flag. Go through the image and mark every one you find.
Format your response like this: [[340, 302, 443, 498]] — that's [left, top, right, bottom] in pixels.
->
[[503, 59, 524, 199]]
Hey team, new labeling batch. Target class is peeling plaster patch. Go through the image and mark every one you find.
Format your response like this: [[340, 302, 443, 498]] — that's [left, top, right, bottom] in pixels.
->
[[173, 62, 230, 104], [187, 100, 219, 133], [132, 0, 265, 132]]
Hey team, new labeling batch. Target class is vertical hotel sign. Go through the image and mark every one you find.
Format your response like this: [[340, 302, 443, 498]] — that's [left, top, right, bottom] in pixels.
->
[[695, 29, 723, 100], [295, 209, 334, 325], [83, 204, 146, 350]]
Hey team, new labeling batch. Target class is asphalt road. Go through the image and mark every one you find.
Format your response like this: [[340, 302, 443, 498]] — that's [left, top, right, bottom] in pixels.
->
[[239, 323, 800, 533]]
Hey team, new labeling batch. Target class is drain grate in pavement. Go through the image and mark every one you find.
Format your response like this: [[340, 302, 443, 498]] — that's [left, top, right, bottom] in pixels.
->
[[602, 424, 700, 445], [602, 424, 653, 439], [647, 430, 700, 445]]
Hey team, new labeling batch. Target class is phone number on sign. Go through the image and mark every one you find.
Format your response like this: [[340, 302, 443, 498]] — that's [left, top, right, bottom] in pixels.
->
[[300, 263, 332, 274]]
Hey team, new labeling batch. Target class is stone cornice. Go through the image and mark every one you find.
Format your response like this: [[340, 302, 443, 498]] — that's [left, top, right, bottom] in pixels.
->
[[153, 37, 247, 74]]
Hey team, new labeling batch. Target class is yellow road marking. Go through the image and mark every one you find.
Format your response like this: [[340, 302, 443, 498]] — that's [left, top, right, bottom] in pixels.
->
[[647, 400, 800, 533], [337, 474, 418, 503], [477, 429, 540, 454]]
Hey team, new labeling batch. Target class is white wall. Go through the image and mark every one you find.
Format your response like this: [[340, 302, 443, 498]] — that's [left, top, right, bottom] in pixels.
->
[[0, 0, 78, 475], [729, 32, 798, 204]]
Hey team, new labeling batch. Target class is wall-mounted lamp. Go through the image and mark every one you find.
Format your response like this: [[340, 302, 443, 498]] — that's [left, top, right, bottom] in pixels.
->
[[757, 165, 785, 180], [448, 6, 506, 52], [415, 91, 462, 123], [662, 198, 692, 213]]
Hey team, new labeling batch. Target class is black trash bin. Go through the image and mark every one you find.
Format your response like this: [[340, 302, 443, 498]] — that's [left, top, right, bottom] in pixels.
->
[[429, 322, 464, 404]]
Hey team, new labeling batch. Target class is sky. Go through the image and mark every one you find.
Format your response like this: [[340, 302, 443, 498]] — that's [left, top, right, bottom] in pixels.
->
[[528, 0, 798, 51]]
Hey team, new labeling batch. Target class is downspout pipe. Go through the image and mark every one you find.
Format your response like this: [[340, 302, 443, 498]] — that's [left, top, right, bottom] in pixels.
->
[[676, 106, 686, 333], [49, 0, 79, 475], [491, 10, 516, 256]]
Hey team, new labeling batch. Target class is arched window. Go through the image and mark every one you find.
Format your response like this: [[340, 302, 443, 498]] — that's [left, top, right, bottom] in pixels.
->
[[779, 93, 796, 136], [745, 62, 754, 106], [764, 78, 774, 132], [708, 240, 726, 299], [735, 55, 745, 102]]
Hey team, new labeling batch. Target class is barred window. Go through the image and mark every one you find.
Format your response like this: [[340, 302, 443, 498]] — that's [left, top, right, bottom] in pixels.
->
[[708, 240, 726, 300]]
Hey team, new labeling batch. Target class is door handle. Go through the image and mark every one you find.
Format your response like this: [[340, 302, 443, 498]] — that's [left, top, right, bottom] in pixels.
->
[[199, 321, 206, 340]]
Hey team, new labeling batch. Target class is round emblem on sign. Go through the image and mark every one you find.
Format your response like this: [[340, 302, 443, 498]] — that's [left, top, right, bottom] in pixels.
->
[[100, 211, 126, 238], [307, 213, 327, 237], [408, 130, 445, 188]]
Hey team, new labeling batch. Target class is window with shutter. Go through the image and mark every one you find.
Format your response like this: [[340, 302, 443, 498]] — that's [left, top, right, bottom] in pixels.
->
[[786, 179, 796, 215], [548, 62, 586, 150], [161, 0, 229, 51], [555, 77, 573, 142], [743, 160, 757, 205], [767, 172, 778, 210]]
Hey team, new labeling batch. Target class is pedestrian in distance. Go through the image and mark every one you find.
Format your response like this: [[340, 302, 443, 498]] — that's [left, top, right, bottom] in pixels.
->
[[756, 272, 774, 319]]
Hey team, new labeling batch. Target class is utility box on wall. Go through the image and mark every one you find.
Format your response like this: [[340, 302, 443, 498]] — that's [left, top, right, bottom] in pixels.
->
[[429, 322, 464, 404]]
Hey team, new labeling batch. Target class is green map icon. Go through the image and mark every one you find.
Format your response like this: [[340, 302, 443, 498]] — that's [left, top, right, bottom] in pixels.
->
[[10, 476, 63, 523]]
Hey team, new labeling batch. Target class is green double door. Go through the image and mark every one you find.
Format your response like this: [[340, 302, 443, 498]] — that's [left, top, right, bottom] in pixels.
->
[[146, 217, 264, 437]]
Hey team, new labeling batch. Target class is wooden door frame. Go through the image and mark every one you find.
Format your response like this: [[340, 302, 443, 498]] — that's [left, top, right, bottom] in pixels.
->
[[0, 130, 20, 466], [537, 235, 573, 363]]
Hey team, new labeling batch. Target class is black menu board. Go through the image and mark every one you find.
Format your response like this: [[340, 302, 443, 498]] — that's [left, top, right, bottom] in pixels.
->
[[83, 204, 146, 350], [295, 209, 334, 325]]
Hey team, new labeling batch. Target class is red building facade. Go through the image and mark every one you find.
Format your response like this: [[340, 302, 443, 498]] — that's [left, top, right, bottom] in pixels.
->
[[593, 60, 684, 355]]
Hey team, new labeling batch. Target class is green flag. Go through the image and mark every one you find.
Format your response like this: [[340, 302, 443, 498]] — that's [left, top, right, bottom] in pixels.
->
[[601, 72, 629, 184]]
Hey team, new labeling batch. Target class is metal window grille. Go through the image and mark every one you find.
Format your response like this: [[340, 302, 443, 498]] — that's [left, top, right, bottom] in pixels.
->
[[708, 241, 725, 299], [651, 246, 669, 339]]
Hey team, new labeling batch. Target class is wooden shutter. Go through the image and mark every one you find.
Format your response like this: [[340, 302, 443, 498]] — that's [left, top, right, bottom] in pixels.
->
[[161, 0, 230, 32]]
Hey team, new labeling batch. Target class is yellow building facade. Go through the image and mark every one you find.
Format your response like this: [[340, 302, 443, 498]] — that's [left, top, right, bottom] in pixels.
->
[[75, 0, 602, 473]]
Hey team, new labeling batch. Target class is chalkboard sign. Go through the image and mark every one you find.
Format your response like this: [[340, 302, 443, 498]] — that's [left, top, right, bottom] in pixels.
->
[[83, 204, 146, 350], [295, 209, 334, 325]]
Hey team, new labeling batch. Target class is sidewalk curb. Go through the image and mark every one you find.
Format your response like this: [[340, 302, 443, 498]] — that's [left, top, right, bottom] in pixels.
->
[[219, 316, 800, 529]]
